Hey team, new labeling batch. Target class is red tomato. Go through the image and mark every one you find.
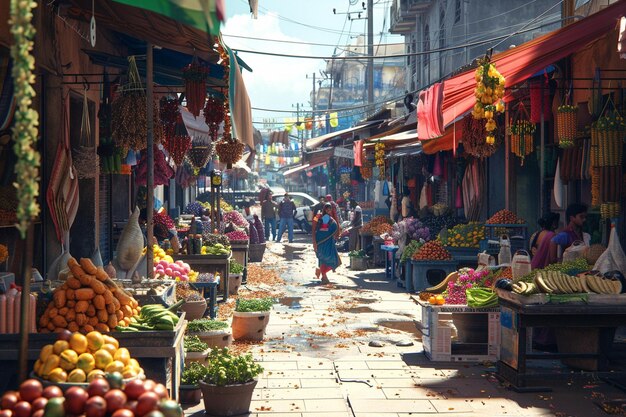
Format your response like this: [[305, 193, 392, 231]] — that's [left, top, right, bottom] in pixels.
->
[[123, 380, 146, 402], [104, 390, 127, 414], [0, 409, 13, 417], [123, 401, 137, 415], [30, 410, 43, 417], [1, 393, 19, 411], [87, 379, 110, 398], [19, 380, 43, 403], [84, 396, 107, 417], [135, 392, 159, 417], [63, 387, 88, 416], [151, 385, 168, 401], [30, 398, 47, 413], [112, 409, 134, 417], [12, 401, 31, 417], [41, 387, 62, 400]]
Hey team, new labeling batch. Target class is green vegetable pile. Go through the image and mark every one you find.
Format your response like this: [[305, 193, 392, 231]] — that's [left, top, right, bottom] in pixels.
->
[[187, 318, 229, 333], [518, 258, 591, 283], [235, 298, 274, 312], [184, 335, 209, 352], [400, 240, 423, 263], [229, 261, 244, 274], [181, 362, 208, 386], [202, 348, 264, 386], [466, 288, 499, 308], [348, 250, 367, 258]]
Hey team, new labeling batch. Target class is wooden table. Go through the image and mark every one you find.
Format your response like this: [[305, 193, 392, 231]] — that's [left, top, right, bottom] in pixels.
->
[[230, 242, 249, 284], [173, 254, 231, 302], [496, 290, 626, 390]]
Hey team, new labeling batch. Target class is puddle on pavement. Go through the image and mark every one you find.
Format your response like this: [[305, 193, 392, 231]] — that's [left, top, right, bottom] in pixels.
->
[[376, 319, 421, 337], [278, 297, 303, 309]]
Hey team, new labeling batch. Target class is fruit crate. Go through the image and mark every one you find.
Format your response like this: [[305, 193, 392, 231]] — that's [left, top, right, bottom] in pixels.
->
[[410, 260, 457, 292], [480, 224, 528, 253]]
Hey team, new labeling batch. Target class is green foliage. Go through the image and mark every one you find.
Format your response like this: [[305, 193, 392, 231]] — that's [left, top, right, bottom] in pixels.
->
[[229, 261, 244, 274], [181, 362, 208, 386], [348, 250, 367, 258], [187, 318, 229, 333], [235, 298, 274, 312], [400, 240, 423, 263], [202, 348, 263, 386], [184, 335, 209, 352]]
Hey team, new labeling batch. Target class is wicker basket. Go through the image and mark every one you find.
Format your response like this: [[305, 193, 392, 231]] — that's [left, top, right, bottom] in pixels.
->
[[600, 202, 621, 220], [510, 133, 534, 161], [585, 244, 606, 265], [593, 128, 624, 167], [556, 109, 578, 148]]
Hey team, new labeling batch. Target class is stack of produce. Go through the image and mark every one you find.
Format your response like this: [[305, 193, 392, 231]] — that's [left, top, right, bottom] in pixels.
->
[[420, 214, 463, 237], [400, 240, 423, 263], [223, 211, 249, 230], [116, 301, 183, 332], [153, 259, 198, 282], [202, 233, 230, 248], [10, 373, 182, 417], [360, 216, 391, 235], [412, 240, 452, 261], [225, 230, 248, 242], [145, 244, 174, 264], [184, 201, 205, 217], [38, 258, 139, 334], [33, 330, 144, 383], [444, 268, 492, 305], [443, 222, 485, 247], [395, 217, 430, 242], [486, 209, 525, 224], [201, 243, 231, 256]]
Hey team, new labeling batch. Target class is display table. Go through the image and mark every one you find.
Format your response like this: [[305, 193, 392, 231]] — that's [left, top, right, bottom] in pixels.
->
[[417, 300, 500, 362], [230, 241, 249, 283], [173, 254, 230, 302], [381, 245, 399, 280], [496, 289, 626, 390]]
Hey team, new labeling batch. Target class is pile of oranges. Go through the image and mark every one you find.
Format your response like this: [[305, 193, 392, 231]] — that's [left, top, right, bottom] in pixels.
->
[[428, 295, 445, 305], [412, 240, 452, 261]]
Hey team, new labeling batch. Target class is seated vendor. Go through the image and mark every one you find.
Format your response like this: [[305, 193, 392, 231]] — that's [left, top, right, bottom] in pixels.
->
[[548, 203, 587, 264]]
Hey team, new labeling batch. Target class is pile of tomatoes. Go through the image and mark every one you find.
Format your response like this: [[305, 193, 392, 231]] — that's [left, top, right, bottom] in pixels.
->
[[412, 240, 452, 261]]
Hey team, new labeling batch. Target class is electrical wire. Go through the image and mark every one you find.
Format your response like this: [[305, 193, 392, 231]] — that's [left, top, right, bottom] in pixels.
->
[[221, 33, 404, 48], [231, 18, 561, 60]]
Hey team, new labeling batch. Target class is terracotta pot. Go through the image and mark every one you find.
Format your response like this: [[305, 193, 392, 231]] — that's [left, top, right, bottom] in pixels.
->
[[190, 329, 233, 349], [232, 310, 270, 341], [184, 348, 210, 366], [179, 298, 207, 321], [199, 379, 258, 416], [228, 273, 242, 295], [179, 385, 202, 405]]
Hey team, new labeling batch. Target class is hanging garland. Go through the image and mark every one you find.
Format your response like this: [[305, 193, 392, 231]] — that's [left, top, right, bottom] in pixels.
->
[[472, 58, 505, 145], [360, 159, 373, 180], [509, 120, 536, 165], [160, 97, 191, 165], [182, 56, 208, 117], [204, 95, 225, 141], [375, 142, 385, 179], [10, 0, 40, 237], [556, 104, 578, 148]]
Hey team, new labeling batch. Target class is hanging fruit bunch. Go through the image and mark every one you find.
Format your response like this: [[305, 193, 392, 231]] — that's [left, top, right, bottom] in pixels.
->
[[509, 120, 536, 165], [472, 58, 505, 145], [462, 115, 501, 158], [375, 142, 385, 179], [182, 56, 209, 117], [112, 56, 147, 155], [160, 97, 192, 165], [204, 95, 225, 142], [360, 159, 373, 179], [556, 104, 578, 148]]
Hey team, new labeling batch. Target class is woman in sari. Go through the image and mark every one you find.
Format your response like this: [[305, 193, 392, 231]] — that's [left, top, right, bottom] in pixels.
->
[[313, 203, 341, 284]]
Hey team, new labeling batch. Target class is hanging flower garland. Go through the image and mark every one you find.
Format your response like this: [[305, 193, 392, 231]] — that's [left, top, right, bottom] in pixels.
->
[[472, 58, 505, 145], [182, 56, 209, 117], [509, 120, 536, 165], [9, 0, 40, 237], [556, 104, 578, 148], [375, 142, 385, 179]]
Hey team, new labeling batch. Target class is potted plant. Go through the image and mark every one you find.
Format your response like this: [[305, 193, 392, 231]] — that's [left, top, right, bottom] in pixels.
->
[[180, 361, 207, 405], [184, 335, 210, 365], [187, 318, 232, 348], [177, 283, 207, 320], [232, 298, 274, 341], [348, 250, 369, 271], [199, 348, 264, 416], [228, 261, 244, 295]]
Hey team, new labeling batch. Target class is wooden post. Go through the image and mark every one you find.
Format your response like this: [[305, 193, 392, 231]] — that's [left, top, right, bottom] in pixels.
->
[[146, 43, 154, 278], [18, 223, 34, 382]]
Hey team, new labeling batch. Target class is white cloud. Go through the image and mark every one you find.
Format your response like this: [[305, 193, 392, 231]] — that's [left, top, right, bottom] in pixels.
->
[[222, 13, 323, 124]]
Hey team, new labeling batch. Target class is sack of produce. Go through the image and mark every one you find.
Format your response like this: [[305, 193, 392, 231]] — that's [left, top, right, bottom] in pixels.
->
[[593, 228, 626, 274], [115, 207, 144, 270], [562, 240, 588, 263], [511, 250, 531, 281]]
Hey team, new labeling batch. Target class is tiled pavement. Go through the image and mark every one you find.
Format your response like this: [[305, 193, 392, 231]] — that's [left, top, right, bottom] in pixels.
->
[[185, 238, 625, 417]]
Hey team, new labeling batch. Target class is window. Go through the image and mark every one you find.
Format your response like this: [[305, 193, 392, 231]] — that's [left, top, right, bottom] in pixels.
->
[[455, 0, 461, 23], [423, 24, 430, 68], [439, 2, 446, 49]]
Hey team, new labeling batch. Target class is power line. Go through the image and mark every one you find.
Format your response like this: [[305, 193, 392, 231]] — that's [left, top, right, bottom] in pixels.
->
[[222, 32, 404, 48], [232, 19, 560, 60]]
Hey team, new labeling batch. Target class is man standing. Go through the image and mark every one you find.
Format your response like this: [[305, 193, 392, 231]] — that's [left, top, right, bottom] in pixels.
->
[[348, 199, 363, 251], [548, 203, 588, 264], [276, 193, 297, 243], [311, 196, 326, 216], [261, 191, 278, 242]]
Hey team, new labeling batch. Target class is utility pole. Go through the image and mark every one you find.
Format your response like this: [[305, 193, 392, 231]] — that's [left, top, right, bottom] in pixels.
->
[[367, 0, 374, 112], [306, 73, 317, 137]]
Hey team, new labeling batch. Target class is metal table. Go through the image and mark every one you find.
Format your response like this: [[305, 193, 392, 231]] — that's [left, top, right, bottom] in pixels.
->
[[381, 244, 399, 280], [173, 254, 230, 302], [496, 290, 626, 390]]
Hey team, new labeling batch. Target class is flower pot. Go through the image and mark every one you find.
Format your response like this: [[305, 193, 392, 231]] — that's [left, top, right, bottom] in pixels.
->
[[179, 384, 202, 405], [184, 348, 210, 366], [349, 257, 368, 271], [228, 273, 242, 295], [232, 310, 270, 341], [190, 329, 233, 349], [248, 243, 266, 263], [179, 298, 207, 321], [199, 379, 258, 417]]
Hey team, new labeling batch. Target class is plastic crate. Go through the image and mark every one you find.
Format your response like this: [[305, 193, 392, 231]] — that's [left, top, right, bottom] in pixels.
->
[[410, 260, 457, 292]]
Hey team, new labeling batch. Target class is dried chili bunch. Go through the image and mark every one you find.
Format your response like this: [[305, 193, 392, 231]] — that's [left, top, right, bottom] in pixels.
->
[[204, 95, 225, 141], [183, 57, 209, 117]]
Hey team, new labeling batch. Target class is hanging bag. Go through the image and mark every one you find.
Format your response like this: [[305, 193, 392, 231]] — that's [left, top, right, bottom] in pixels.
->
[[562, 240, 589, 263], [511, 250, 532, 281], [73, 87, 99, 179]]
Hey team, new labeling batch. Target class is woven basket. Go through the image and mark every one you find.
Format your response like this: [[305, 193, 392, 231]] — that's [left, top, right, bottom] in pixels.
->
[[186, 146, 212, 170], [593, 128, 624, 167], [556, 110, 578, 148], [585, 244, 606, 265], [511, 133, 534, 160], [600, 202, 620, 220], [591, 167, 600, 207]]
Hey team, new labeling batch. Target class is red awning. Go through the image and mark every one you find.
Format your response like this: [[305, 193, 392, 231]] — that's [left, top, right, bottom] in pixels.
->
[[418, 1, 626, 140]]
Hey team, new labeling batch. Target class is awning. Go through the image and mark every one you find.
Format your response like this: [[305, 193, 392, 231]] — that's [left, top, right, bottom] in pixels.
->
[[418, 1, 626, 139], [387, 143, 423, 158], [364, 129, 418, 148], [305, 121, 381, 151], [282, 162, 326, 177]]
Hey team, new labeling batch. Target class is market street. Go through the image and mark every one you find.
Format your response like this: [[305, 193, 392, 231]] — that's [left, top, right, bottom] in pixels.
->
[[185, 237, 625, 417]]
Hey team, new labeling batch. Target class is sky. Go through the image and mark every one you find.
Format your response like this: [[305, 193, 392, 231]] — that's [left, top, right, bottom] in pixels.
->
[[222, 0, 403, 129]]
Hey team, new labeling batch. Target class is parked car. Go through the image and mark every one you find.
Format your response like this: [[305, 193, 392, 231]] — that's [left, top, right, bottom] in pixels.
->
[[272, 192, 318, 234]]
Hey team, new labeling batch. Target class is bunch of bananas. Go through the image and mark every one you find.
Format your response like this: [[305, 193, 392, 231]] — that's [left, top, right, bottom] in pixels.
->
[[375, 142, 385, 179], [116, 300, 183, 332]]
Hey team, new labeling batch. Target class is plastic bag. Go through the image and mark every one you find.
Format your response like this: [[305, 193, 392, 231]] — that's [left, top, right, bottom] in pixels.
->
[[593, 228, 626, 274], [562, 240, 588, 263], [478, 251, 496, 268], [511, 250, 532, 281]]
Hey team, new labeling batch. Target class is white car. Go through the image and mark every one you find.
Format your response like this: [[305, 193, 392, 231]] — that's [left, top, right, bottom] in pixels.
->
[[272, 192, 319, 233]]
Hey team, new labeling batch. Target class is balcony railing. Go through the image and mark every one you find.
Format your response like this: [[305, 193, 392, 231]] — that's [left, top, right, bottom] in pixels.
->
[[390, 0, 417, 34]]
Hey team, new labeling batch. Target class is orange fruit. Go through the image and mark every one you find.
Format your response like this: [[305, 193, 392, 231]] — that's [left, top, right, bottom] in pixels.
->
[[69, 333, 88, 354], [103, 335, 119, 349], [76, 352, 96, 373], [101, 343, 117, 357], [94, 349, 114, 370], [435, 295, 445, 305], [114, 348, 131, 366], [59, 349, 79, 371], [53, 340, 70, 355], [68, 368, 87, 383], [105, 360, 125, 374], [428, 296, 436, 305], [86, 331, 105, 352]]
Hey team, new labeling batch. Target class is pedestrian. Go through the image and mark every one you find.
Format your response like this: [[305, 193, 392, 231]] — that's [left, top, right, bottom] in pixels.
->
[[530, 212, 560, 269], [312, 203, 341, 284], [324, 194, 342, 223], [261, 191, 278, 242], [348, 199, 363, 251], [276, 193, 297, 243], [548, 203, 588, 264], [311, 195, 326, 216]]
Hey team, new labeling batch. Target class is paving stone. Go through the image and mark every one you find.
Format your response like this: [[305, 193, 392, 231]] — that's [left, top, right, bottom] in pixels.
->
[[366, 360, 409, 370], [298, 378, 339, 388], [260, 388, 343, 400], [249, 400, 305, 413], [302, 399, 350, 412], [348, 398, 436, 413]]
